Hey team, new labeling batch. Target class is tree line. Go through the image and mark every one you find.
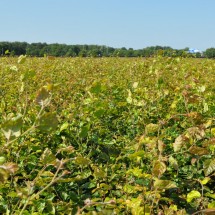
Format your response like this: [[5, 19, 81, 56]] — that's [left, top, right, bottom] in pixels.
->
[[0, 41, 215, 58]]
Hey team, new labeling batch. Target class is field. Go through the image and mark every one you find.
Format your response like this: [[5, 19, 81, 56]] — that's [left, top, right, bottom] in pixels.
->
[[0, 56, 215, 214]]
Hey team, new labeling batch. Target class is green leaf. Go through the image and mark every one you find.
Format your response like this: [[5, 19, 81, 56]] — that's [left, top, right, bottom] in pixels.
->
[[126, 167, 143, 177], [186, 190, 201, 203], [74, 156, 90, 166], [5, 49, 10, 55], [21, 70, 36, 81], [128, 150, 145, 160], [152, 161, 166, 177], [0, 157, 6, 165], [204, 159, 215, 176], [154, 179, 177, 190], [205, 193, 215, 199], [40, 171, 55, 177], [123, 184, 137, 194], [40, 148, 56, 165], [32, 199, 46, 213], [60, 122, 69, 132], [38, 113, 58, 133], [7, 191, 19, 198], [79, 125, 89, 138], [94, 109, 105, 118], [90, 82, 102, 94], [145, 123, 159, 134], [1, 114, 23, 140], [93, 166, 106, 179], [169, 156, 178, 170]]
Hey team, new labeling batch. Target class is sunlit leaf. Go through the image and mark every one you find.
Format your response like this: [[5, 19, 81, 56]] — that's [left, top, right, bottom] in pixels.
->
[[1, 114, 23, 140], [186, 190, 201, 203], [0, 157, 6, 165], [211, 128, 215, 137], [128, 150, 145, 160], [204, 159, 215, 176], [10, 66, 18, 72], [126, 198, 150, 215], [126, 167, 143, 177], [173, 135, 184, 152], [60, 122, 69, 132], [145, 123, 159, 134], [18, 55, 27, 64], [200, 177, 210, 185], [133, 82, 138, 88], [41, 171, 55, 177], [74, 156, 90, 166]]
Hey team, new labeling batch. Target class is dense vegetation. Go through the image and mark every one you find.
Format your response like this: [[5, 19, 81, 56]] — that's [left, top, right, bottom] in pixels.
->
[[1, 41, 215, 58], [0, 56, 215, 214]]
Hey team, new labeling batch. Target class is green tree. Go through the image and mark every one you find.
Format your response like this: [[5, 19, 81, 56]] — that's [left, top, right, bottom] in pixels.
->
[[205, 48, 215, 58]]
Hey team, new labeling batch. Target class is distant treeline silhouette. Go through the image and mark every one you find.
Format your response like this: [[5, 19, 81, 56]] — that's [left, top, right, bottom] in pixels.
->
[[0, 41, 215, 58]]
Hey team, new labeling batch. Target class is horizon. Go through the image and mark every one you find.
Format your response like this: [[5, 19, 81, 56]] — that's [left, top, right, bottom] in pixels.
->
[[0, 40, 207, 52]]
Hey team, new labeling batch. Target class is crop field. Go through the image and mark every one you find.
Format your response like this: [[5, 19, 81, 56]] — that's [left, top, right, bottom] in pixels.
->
[[0, 56, 215, 214]]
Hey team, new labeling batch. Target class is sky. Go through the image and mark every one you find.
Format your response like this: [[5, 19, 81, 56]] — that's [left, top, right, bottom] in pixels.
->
[[0, 0, 214, 51]]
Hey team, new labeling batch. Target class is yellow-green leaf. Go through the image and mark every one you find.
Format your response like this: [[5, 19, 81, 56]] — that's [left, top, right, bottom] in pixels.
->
[[211, 128, 215, 137], [18, 55, 27, 64], [200, 177, 211, 185], [187, 190, 201, 203], [204, 159, 215, 176], [145, 123, 159, 134], [154, 179, 177, 190], [169, 156, 178, 170], [208, 201, 215, 209]]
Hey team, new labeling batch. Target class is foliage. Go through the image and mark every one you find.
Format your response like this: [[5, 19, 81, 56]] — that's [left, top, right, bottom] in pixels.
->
[[0, 41, 206, 58], [205, 48, 215, 59], [0, 56, 215, 214]]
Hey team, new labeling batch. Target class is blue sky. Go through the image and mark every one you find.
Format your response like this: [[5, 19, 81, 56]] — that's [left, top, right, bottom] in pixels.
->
[[0, 0, 214, 51]]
